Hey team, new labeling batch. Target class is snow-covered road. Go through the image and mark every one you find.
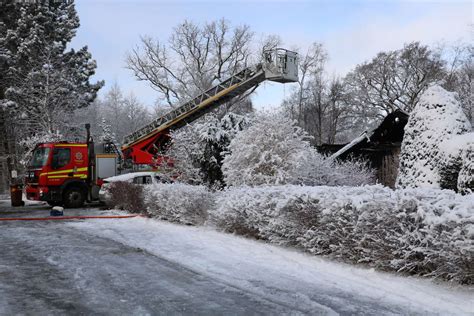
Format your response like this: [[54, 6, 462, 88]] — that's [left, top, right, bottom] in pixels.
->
[[0, 203, 472, 315]]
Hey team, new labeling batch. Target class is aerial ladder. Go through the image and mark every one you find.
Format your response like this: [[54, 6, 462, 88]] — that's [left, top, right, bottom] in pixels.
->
[[121, 48, 299, 168]]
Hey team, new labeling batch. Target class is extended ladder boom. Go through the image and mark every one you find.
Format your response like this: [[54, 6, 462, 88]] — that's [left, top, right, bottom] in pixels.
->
[[121, 48, 298, 166], [123, 66, 265, 148]]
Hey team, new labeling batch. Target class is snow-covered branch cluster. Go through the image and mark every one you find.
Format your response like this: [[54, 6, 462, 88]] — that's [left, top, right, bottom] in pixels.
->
[[222, 111, 375, 187], [167, 113, 250, 187]]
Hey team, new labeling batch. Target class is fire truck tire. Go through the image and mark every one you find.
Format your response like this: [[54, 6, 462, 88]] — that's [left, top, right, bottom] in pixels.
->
[[63, 187, 85, 208]]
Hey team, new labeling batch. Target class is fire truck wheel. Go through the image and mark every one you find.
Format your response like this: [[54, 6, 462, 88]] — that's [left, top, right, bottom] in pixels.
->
[[63, 187, 85, 208]]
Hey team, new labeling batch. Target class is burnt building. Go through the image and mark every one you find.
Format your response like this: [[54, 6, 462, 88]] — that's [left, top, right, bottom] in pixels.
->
[[318, 110, 409, 188]]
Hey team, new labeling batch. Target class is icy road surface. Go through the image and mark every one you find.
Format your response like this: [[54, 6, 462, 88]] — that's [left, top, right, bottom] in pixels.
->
[[0, 202, 472, 315]]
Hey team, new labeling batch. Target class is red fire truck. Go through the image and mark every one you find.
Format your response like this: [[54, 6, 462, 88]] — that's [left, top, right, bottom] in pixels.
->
[[24, 48, 298, 207], [24, 124, 119, 207]]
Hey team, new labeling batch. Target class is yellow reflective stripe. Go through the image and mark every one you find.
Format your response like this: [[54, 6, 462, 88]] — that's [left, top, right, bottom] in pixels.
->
[[96, 154, 117, 158], [40, 167, 88, 177], [48, 174, 87, 179], [41, 169, 72, 176], [55, 144, 87, 147]]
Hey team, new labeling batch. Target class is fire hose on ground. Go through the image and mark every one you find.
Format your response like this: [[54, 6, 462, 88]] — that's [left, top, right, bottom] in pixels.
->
[[0, 214, 143, 221]]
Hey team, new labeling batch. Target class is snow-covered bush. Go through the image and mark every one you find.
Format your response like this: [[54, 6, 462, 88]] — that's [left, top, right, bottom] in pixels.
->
[[107, 181, 145, 213], [458, 143, 474, 194], [223, 111, 375, 187], [397, 85, 471, 189], [144, 183, 213, 225], [438, 133, 474, 191], [293, 151, 375, 186], [167, 113, 249, 187], [222, 111, 311, 186], [210, 185, 474, 284], [98, 117, 117, 144]]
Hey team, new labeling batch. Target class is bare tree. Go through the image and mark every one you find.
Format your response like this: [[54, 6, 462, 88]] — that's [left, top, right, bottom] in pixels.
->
[[344, 42, 445, 117], [438, 42, 473, 125], [126, 18, 255, 112], [122, 92, 151, 135], [97, 84, 152, 143], [283, 43, 350, 145]]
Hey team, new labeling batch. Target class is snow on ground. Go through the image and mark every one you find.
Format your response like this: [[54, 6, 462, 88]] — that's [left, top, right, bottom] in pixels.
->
[[0, 197, 45, 207], [68, 217, 473, 315]]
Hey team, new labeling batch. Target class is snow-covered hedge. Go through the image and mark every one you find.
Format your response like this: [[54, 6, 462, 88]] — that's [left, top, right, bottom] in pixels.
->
[[144, 183, 213, 225], [141, 183, 473, 283], [211, 185, 474, 284]]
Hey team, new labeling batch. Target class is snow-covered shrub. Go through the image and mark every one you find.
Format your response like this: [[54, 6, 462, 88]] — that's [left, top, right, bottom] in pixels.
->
[[144, 183, 213, 225], [98, 117, 117, 144], [222, 111, 312, 186], [107, 181, 145, 213], [210, 185, 474, 284], [293, 151, 375, 186], [167, 125, 202, 184], [397, 85, 471, 189], [458, 143, 474, 194], [223, 111, 375, 187], [168, 113, 249, 187], [438, 133, 474, 191]]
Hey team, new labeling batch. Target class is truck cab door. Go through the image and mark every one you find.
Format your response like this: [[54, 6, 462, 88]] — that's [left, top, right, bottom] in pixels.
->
[[51, 148, 71, 171]]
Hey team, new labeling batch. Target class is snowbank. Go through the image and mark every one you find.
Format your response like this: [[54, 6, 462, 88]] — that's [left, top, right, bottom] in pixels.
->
[[67, 218, 474, 314], [140, 183, 474, 284]]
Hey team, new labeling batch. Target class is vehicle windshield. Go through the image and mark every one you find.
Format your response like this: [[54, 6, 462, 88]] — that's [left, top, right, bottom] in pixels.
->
[[29, 147, 51, 168]]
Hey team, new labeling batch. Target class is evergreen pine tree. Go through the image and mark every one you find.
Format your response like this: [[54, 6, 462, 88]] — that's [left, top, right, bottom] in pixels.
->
[[1, 0, 103, 136]]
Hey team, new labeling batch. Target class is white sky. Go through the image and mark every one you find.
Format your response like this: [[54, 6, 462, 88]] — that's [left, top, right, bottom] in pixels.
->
[[70, 0, 473, 110]]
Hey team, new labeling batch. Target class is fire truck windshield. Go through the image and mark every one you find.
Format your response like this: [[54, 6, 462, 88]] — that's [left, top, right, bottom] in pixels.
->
[[29, 147, 51, 168]]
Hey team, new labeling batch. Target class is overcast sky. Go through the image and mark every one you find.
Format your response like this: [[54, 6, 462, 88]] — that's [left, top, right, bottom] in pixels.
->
[[70, 0, 473, 110]]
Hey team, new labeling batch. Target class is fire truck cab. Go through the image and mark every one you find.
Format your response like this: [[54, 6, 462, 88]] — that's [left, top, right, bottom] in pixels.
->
[[25, 143, 90, 207], [25, 125, 119, 208]]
